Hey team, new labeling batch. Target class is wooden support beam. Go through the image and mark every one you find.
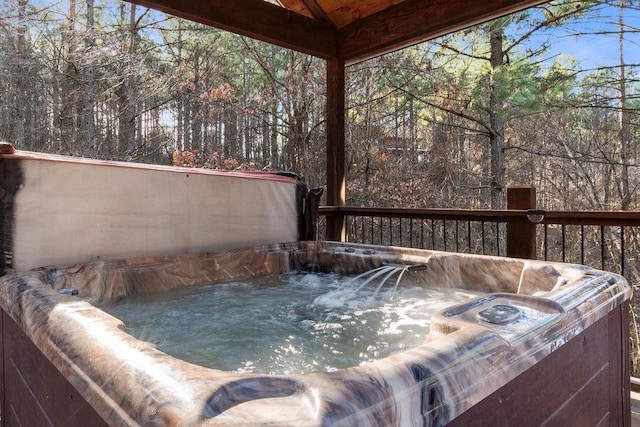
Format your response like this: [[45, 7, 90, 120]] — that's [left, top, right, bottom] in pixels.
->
[[325, 57, 346, 241], [127, 0, 337, 59], [506, 186, 536, 259], [338, 0, 548, 63], [300, 0, 334, 25]]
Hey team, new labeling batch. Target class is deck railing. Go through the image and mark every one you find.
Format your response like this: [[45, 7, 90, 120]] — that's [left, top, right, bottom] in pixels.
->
[[315, 206, 640, 278], [312, 187, 640, 278], [316, 206, 513, 255]]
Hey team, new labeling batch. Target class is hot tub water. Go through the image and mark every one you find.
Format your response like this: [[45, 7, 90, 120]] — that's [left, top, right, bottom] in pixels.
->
[[101, 271, 484, 375]]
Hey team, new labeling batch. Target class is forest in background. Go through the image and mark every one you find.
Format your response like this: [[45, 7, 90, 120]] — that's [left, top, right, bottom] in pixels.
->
[[1, 0, 638, 212]]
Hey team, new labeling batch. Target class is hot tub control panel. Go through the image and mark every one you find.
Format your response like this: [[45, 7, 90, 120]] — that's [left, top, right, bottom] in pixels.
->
[[442, 294, 564, 345], [476, 304, 521, 325]]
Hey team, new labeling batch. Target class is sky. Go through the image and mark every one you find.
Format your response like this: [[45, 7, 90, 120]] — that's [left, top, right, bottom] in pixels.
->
[[524, 2, 640, 71]]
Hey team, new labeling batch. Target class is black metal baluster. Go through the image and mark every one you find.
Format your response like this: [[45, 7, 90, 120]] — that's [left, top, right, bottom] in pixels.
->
[[581, 225, 585, 265]]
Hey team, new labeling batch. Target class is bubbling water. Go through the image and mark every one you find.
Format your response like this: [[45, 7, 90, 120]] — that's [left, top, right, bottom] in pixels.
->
[[100, 272, 483, 375]]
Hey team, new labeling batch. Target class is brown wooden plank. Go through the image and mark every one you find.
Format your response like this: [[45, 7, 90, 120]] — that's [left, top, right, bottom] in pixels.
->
[[544, 366, 610, 426], [126, 0, 337, 58], [338, 0, 549, 63], [506, 186, 536, 259], [5, 357, 55, 427], [300, 0, 334, 25], [609, 301, 631, 427], [3, 311, 108, 426], [325, 57, 346, 241], [448, 311, 613, 426], [319, 206, 527, 221], [317, 205, 640, 227], [540, 211, 640, 226], [320, 0, 408, 28], [279, 0, 314, 19]]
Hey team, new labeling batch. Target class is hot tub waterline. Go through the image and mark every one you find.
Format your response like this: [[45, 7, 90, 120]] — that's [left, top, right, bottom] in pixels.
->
[[0, 241, 631, 426]]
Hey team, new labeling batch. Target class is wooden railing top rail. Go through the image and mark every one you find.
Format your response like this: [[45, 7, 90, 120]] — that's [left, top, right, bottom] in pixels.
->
[[319, 206, 640, 226], [318, 206, 525, 221], [537, 210, 640, 226]]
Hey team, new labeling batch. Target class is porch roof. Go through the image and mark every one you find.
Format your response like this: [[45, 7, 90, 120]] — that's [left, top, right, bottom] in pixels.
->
[[127, 0, 547, 64]]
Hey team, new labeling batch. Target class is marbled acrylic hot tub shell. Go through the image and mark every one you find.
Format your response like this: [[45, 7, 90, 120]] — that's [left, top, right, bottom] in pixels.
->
[[0, 241, 630, 426]]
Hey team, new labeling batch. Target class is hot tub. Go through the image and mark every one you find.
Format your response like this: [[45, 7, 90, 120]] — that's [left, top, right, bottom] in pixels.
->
[[0, 241, 631, 426]]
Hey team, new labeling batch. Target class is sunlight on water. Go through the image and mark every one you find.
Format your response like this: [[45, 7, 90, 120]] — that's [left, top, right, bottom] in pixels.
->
[[100, 272, 483, 375]]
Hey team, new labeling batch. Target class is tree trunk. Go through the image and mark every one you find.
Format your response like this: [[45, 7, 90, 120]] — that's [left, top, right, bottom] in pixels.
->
[[223, 107, 238, 160], [14, 0, 30, 148], [191, 50, 202, 151], [176, 22, 184, 151], [262, 110, 270, 166], [488, 28, 506, 209], [83, 0, 96, 157], [60, 0, 80, 154], [618, 0, 631, 210], [116, 3, 137, 157], [270, 101, 279, 167]]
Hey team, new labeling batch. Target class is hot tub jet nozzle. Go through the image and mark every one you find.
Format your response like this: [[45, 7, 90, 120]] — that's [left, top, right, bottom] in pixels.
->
[[381, 260, 426, 272]]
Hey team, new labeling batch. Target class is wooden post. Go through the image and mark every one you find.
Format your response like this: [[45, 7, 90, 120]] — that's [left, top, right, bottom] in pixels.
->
[[506, 186, 536, 259], [325, 57, 346, 241]]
